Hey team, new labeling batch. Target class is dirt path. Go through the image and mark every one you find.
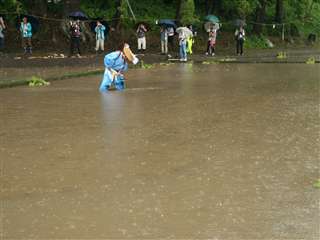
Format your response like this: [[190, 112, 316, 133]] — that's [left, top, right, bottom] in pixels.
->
[[1, 48, 319, 88]]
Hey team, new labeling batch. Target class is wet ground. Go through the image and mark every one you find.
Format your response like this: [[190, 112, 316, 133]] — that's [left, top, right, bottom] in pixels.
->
[[0, 64, 319, 239]]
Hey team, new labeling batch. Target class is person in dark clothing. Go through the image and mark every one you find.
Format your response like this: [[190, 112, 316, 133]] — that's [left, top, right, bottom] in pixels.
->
[[235, 26, 245, 55], [167, 26, 175, 53], [70, 20, 81, 57], [136, 24, 147, 52]]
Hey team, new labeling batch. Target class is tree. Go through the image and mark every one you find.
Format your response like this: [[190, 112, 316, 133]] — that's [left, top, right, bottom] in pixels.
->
[[275, 0, 284, 23], [178, 0, 196, 25], [205, 0, 222, 15], [26, 0, 48, 16], [112, 0, 128, 31], [253, 0, 268, 34], [63, 0, 80, 15], [176, 0, 183, 21]]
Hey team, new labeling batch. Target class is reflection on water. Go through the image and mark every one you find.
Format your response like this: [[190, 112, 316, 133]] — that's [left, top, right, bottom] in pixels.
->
[[0, 64, 319, 239]]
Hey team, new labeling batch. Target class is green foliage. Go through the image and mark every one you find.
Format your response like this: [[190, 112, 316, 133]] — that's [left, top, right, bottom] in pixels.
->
[[1, 0, 23, 13], [244, 35, 270, 49], [140, 60, 154, 69], [28, 76, 50, 87], [283, 0, 320, 36], [119, 0, 129, 20], [222, 0, 257, 19], [306, 56, 316, 64], [131, 0, 176, 21], [80, 0, 115, 19], [313, 179, 320, 188], [235, 0, 253, 18], [1, 0, 319, 46], [180, 0, 198, 25]]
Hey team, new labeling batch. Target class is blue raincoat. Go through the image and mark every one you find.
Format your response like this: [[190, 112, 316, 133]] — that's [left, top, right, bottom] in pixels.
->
[[20, 22, 32, 38], [99, 51, 128, 91]]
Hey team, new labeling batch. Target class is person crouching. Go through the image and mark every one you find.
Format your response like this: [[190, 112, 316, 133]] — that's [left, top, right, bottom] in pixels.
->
[[99, 43, 139, 92]]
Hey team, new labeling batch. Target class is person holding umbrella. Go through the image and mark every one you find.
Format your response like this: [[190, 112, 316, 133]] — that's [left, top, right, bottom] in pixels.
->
[[176, 27, 193, 62], [136, 23, 147, 52], [205, 22, 220, 56], [206, 26, 217, 56], [157, 19, 176, 56], [204, 15, 220, 56], [0, 16, 5, 52], [95, 21, 106, 53], [179, 30, 187, 61], [160, 26, 168, 54], [20, 17, 32, 54], [69, 20, 82, 57], [235, 25, 245, 56], [167, 26, 175, 53]]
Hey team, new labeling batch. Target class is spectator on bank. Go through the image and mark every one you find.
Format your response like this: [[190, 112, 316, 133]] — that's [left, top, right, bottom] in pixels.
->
[[206, 27, 217, 56], [95, 20, 106, 53], [160, 26, 168, 54], [70, 20, 81, 57], [20, 17, 32, 54], [178, 30, 187, 62], [136, 24, 147, 52], [187, 24, 196, 55], [167, 26, 175, 52], [235, 26, 245, 55], [0, 17, 5, 52]]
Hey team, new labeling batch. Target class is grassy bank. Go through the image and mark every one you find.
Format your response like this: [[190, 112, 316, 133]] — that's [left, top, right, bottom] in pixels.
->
[[0, 69, 104, 89], [1, 49, 319, 89]]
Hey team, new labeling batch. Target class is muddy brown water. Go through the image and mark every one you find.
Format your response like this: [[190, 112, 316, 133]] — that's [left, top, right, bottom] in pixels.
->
[[0, 64, 319, 239]]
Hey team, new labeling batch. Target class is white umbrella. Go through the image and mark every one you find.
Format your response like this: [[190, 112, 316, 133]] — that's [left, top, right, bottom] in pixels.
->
[[204, 22, 220, 32], [176, 27, 193, 38]]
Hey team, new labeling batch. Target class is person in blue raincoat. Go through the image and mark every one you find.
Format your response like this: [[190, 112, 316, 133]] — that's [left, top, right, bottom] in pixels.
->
[[95, 21, 106, 53], [20, 17, 32, 54], [99, 43, 139, 91]]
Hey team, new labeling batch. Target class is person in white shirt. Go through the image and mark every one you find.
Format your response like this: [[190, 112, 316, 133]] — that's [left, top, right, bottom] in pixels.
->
[[235, 26, 245, 55], [136, 24, 147, 52], [179, 30, 187, 61]]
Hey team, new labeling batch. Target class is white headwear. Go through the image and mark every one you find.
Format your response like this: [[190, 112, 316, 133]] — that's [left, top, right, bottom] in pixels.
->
[[123, 43, 139, 65]]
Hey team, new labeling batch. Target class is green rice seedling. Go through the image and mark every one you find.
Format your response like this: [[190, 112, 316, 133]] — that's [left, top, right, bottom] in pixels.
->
[[277, 51, 287, 59], [28, 76, 50, 87], [306, 57, 316, 64], [313, 179, 320, 188]]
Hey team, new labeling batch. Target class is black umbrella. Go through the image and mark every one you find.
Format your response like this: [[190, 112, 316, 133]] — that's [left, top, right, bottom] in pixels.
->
[[69, 11, 88, 21], [16, 14, 40, 33], [89, 20, 109, 34], [157, 19, 176, 28]]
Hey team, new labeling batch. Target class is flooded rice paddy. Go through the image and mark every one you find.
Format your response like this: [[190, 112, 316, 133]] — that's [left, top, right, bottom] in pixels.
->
[[0, 63, 319, 239]]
